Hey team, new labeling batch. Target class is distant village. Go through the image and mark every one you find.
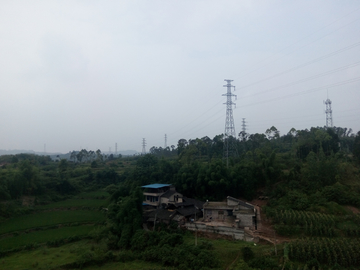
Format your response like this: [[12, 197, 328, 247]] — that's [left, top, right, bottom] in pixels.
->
[[142, 183, 260, 241]]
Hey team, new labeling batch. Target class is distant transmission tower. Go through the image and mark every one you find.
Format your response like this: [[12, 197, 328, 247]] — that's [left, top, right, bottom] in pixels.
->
[[142, 138, 147, 155], [115, 143, 118, 156], [239, 118, 247, 141], [241, 118, 246, 134], [222, 79, 237, 167], [164, 134, 167, 148], [324, 96, 333, 128]]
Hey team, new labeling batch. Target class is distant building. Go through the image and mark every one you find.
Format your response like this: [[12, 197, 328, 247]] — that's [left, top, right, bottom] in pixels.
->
[[142, 183, 183, 208], [203, 196, 257, 229], [141, 183, 203, 226]]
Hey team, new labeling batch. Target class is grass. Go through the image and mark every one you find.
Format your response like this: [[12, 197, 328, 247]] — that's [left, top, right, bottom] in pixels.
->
[[76, 190, 110, 198], [0, 210, 105, 235], [182, 233, 276, 269], [83, 261, 177, 270], [0, 231, 279, 270], [35, 198, 109, 210], [0, 240, 90, 270], [0, 225, 95, 250]]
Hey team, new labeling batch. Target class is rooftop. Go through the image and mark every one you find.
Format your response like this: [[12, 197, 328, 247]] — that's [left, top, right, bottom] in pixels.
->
[[141, 183, 172, 189]]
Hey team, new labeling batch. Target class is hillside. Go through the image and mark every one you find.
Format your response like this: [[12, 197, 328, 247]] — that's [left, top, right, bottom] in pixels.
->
[[0, 126, 360, 269]]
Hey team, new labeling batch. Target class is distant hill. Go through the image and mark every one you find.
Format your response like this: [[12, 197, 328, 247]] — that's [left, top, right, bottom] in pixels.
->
[[0, 149, 138, 157], [0, 149, 36, 155]]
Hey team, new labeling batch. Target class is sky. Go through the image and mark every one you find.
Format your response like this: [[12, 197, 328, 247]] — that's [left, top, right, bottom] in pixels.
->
[[1, 0, 360, 154]]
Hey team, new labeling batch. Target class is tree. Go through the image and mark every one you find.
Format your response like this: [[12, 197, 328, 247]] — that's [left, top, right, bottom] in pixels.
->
[[76, 151, 84, 163], [96, 149, 103, 162], [353, 131, 360, 161], [265, 126, 280, 140], [108, 188, 143, 249], [58, 159, 68, 180], [177, 139, 188, 155], [70, 151, 77, 163]]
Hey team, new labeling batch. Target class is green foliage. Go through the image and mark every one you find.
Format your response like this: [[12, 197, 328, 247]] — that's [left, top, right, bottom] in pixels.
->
[[353, 131, 360, 161], [270, 209, 343, 237], [107, 188, 143, 249], [247, 256, 278, 269], [137, 232, 219, 270], [0, 210, 105, 235], [242, 246, 255, 262], [289, 238, 360, 268]]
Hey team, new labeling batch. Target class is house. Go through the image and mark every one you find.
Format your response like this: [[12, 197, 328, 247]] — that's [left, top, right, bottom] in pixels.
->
[[142, 184, 204, 227], [142, 183, 183, 208], [203, 196, 257, 229]]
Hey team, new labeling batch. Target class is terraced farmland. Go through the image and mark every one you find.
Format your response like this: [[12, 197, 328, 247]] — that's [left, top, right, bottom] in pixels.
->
[[0, 192, 109, 252]]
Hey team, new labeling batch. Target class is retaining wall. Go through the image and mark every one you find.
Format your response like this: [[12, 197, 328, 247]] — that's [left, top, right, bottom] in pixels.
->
[[185, 222, 253, 241]]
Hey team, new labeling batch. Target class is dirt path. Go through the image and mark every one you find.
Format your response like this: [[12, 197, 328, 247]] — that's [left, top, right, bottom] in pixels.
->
[[250, 198, 291, 244]]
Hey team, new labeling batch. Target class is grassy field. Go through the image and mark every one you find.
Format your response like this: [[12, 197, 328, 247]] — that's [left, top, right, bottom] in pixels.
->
[[76, 190, 110, 198], [0, 225, 95, 250], [183, 234, 272, 269], [0, 210, 105, 235], [0, 231, 278, 270], [0, 240, 90, 270], [35, 198, 109, 210]]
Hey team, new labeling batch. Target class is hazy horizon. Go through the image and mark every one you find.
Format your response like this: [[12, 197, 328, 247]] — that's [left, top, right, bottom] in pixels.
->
[[1, 1, 359, 153]]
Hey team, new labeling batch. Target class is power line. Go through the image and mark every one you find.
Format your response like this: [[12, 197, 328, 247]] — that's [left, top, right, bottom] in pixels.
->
[[240, 76, 360, 108], [238, 41, 360, 91], [241, 60, 360, 99], [238, 7, 360, 80]]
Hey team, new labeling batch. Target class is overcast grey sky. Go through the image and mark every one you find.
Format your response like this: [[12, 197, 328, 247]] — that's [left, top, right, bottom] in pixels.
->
[[1, 1, 359, 153]]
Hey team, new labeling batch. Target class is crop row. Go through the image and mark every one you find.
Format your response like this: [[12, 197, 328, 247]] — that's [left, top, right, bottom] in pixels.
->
[[0, 225, 94, 251], [272, 209, 336, 227], [289, 238, 360, 267], [275, 222, 337, 237], [0, 210, 105, 235]]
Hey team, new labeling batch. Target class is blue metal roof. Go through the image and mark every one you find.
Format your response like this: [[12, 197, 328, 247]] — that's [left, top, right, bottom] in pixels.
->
[[141, 183, 171, 189]]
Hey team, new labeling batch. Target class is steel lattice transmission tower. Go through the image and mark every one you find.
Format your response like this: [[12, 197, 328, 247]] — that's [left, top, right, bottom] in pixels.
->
[[164, 134, 167, 148], [142, 138, 147, 155], [222, 79, 237, 166], [241, 118, 246, 134], [324, 98, 333, 128]]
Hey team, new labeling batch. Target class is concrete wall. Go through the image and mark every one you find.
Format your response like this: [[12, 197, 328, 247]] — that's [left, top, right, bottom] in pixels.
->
[[204, 209, 229, 220], [160, 192, 183, 205], [186, 223, 253, 241], [236, 213, 254, 228]]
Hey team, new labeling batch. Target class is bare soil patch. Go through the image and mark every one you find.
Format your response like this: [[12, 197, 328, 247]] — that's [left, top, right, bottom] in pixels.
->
[[345, 205, 360, 214]]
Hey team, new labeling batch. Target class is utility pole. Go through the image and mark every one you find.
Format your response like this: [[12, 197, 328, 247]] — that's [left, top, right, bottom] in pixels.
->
[[324, 94, 333, 128], [222, 79, 237, 167], [142, 138, 147, 155]]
